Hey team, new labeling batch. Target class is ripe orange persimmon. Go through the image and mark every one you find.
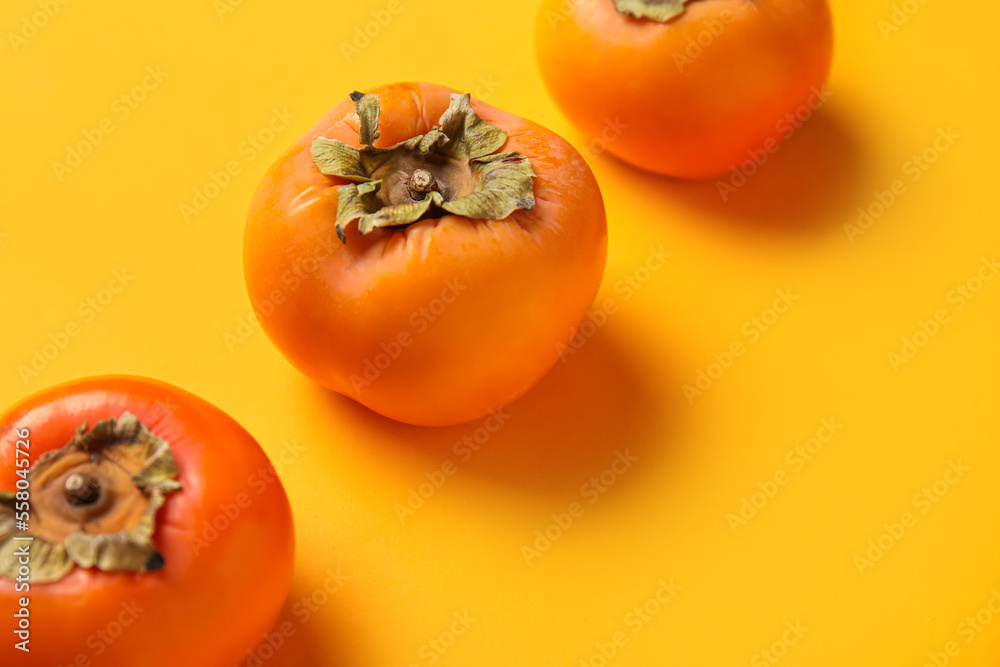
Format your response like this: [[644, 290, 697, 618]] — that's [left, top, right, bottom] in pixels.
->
[[0, 376, 294, 667], [244, 82, 607, 427], [535, 0, 834, 178]]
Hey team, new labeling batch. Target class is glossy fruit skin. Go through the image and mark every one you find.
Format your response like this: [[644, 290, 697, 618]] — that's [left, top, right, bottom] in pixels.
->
[[535, 0, 834, 179], [0, 376, 294, 667], [244, 82, 608, 427]]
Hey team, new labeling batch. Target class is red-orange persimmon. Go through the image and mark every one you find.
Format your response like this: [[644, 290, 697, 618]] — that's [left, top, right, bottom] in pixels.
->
[[0, 376, 294, 667]]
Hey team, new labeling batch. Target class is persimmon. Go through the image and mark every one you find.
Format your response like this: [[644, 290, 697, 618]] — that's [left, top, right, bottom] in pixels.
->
[[0, 376, 294, 667], [243, 82, 607, 427], [535, 0, 834, 178]]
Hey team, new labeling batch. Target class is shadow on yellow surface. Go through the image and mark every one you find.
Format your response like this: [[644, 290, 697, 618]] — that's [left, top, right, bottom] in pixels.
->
[[605, 108, 871, 237], [316, 326, 680, 501], [249, 581, 345, 667]]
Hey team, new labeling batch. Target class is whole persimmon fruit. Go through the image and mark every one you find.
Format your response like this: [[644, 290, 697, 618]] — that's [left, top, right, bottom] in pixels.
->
[[0, 376, 294, 667], [243, 82, 607, 427], [535, 0, 834, 178]]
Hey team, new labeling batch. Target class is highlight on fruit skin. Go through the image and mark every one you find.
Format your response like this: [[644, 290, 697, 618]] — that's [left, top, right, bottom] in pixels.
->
[[0, 375, 295, 667], [535, 0, 835, 179], [244, 81, 608, 427]]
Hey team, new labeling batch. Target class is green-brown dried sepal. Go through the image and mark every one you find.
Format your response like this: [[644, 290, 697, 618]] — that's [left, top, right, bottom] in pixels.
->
[[0, 519, 75, 584], [614, 0, 692, 22], [311, 91, 537, 240], [63, 489, 168, 572], [0, 412, 181, 583], [71, 412, 182, 492], [435, 93, 508, 160], [440, 152, 536, 221], [351, 90, 381, 147]]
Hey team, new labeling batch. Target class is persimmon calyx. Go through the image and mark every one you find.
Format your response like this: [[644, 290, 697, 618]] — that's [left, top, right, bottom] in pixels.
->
[[310, 91, 537, 241], [0, 412, 181, 583], [614, 0, 693, 22]]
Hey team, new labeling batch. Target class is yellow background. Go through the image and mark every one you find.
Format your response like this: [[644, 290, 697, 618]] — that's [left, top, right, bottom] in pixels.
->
[[2, 0, 999, 665]]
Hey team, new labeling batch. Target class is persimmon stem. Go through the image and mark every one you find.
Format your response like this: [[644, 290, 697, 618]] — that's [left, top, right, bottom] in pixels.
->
[[406, 169, 438, 199], [65, 473, 101, 506]]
